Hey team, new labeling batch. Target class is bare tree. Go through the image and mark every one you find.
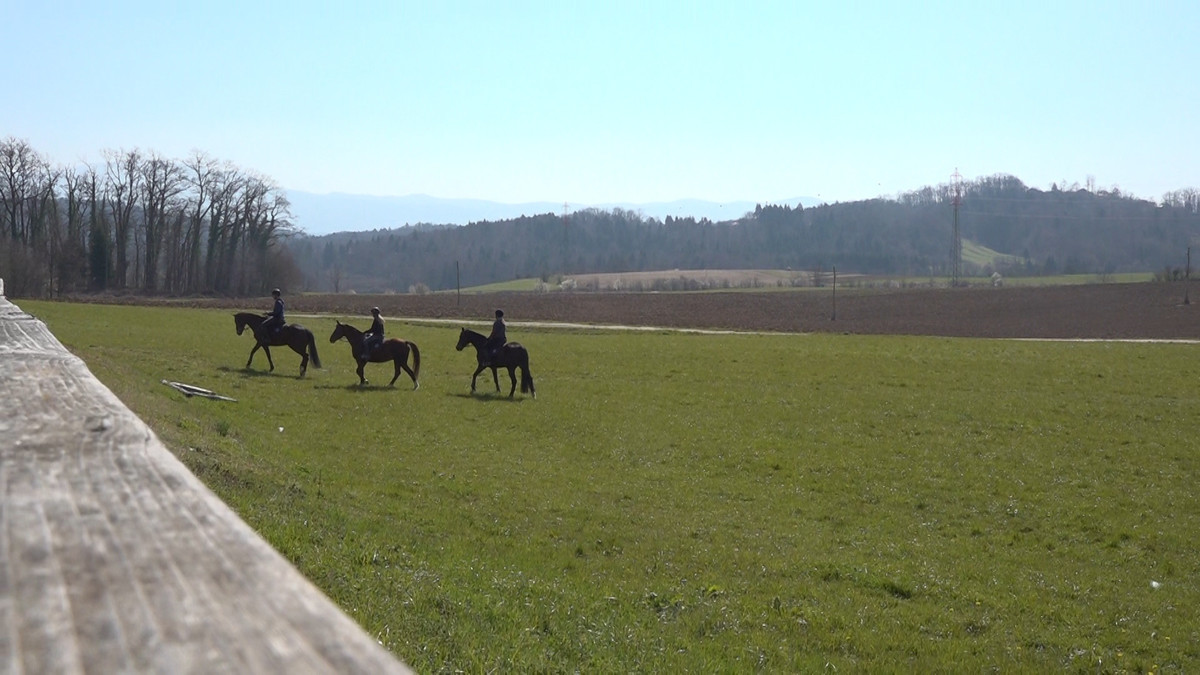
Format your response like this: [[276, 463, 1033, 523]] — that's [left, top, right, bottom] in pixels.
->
[[0, 139, 60, 295], [226, 173, 293, 294], [0, 139, 299, 297], [30, 162, 65, 295], [57, 164, 92, 294], [180, 151, 219, 293], [229, 173, 264, 294], [84, 163, 113, 290], [26, 161, 61, 295], [328, 264, 344, 293], [203, 166, 232, 292], [139, 152, 185, 292], [0, 137, 42, 242], [103, 148, 143, 289]]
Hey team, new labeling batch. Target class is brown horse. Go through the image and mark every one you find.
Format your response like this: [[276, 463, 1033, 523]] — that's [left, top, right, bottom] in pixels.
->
[[455, 327, 535, 399], [329, 320, 420, 388], [234, 312, 321, 377]]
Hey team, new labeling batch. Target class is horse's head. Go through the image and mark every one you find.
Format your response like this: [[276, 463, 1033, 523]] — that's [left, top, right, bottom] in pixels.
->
[[455, 327, 469, 351], [234, 313, 247, 335], [329, 320, 345, 344]]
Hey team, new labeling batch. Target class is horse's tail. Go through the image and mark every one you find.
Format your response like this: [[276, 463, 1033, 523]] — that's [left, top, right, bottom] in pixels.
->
[[409, 341, 421, 379], [520, 353, 535, 397], [308, 330, 322, 369]]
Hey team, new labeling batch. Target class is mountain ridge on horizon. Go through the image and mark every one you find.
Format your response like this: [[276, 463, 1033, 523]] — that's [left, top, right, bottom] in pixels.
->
[[285, 190, 820, 236]]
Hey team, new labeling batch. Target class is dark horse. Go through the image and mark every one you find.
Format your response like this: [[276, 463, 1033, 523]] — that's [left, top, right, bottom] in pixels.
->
[[234, 312, 321, 377], [329, 320, 421, 389], [455, 327, 535, 399]]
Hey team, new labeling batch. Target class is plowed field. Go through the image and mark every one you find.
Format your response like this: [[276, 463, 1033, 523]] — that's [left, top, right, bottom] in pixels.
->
[[74, 282, 1200, 340]]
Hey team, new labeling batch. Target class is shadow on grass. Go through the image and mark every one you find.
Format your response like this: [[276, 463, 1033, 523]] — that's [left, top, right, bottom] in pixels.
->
[[312, 382, 415, 392], [221, 365, 278, 377], [447, 391, 529, 403], [218, 365, 310, 380]]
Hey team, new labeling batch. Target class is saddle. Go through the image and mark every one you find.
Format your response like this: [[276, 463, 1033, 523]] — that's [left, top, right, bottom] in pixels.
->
[[485, 343, 504, 366], [361, 336, 382, 360]]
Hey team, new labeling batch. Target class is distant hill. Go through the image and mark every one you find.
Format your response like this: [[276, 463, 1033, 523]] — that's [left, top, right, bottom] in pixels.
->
[[282, 175, 1200, 293], [285, 191, 817, 235]]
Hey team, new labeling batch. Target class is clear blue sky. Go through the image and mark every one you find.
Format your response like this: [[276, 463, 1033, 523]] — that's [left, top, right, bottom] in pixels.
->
[[5, 1, 1197, 205]]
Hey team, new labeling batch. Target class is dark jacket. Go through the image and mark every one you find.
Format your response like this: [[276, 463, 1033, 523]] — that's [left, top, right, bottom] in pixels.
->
[[264, 297, 285, 331], [366, 315, 385, 340], [486, 318, 506, 350]]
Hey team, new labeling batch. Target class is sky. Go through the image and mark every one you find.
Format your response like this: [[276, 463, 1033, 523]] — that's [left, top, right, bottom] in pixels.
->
[[5, 1, 1198, 207]]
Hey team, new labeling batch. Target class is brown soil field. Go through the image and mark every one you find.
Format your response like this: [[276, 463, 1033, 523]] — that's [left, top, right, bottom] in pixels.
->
[[67, 281, 1200, 340]]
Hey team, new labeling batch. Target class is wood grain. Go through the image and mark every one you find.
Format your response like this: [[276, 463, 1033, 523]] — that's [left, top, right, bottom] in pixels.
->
[[0, 294, 410, 674]]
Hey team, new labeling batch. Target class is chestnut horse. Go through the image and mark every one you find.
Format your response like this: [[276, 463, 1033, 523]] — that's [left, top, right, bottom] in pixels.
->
[[233, 312, 321, 377], [329, 320, 420, 388]]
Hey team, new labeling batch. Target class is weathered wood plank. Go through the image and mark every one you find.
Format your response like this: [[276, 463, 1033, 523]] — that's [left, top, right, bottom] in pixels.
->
[[0, 293, 411, 674]]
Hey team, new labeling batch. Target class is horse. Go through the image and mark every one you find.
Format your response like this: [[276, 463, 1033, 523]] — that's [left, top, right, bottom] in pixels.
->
[[329, 320, 421, 389], [233, 312, 321, 377], [455, 327, 535, 399]]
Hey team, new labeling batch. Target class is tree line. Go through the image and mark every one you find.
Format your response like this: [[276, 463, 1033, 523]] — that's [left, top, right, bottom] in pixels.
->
[[0, 137, 299, 298], [7, 137, 1198, 299], [287, 174, 1200, 293]]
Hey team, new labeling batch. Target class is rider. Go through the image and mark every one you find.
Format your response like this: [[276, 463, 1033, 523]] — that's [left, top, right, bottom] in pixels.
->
[[484, 308, 506, 364], [261, 288, 285, 339], [361, 306, 385, 360]]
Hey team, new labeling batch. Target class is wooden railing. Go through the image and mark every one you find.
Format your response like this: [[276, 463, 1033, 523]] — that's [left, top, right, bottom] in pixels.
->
[[0, 289, 410, 673]]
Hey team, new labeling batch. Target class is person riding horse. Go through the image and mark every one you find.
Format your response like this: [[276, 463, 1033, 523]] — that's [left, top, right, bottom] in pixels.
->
[[261, 288, 285, 339], [361, 307, 385, 360], [484, 309, 506, 365]]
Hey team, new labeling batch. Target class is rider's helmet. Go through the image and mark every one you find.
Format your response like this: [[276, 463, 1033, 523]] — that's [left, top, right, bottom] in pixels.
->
[[371, 307, 381, 315], [271, 288, 281, 297], [495, 309, 504, 318]]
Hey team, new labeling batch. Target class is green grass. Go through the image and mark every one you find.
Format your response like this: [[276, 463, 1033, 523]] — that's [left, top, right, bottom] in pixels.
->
[[1000, 273, 1155, 286], [22, 300, 1200, 673], [452, 277, 550, 292], [961, 239, 1021, 268], [458, 271, 1158, 294]]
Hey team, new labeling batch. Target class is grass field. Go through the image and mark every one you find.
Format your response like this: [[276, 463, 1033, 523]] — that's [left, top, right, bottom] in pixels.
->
[[22, 300, 1200, 672], [961, 239, 1021, 269], [453, 270, 1156, 294]]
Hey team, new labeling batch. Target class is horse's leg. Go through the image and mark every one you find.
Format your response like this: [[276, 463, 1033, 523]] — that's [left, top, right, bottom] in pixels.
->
[[357, 359, 368, 386], [395, 352, 418, 390], [263, 345, 275, 372], [245, 344, 259, 369], [389, 356, 402, 387], [470, 364, 487, 393], [292, 343, 308, 377], [506, 366, 518, 398], [491, 366, 501, 392]]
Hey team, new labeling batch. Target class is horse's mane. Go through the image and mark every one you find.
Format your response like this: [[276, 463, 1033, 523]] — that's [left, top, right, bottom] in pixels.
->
[[236, 312, 263, 324], [335, 321, 365, 337]]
